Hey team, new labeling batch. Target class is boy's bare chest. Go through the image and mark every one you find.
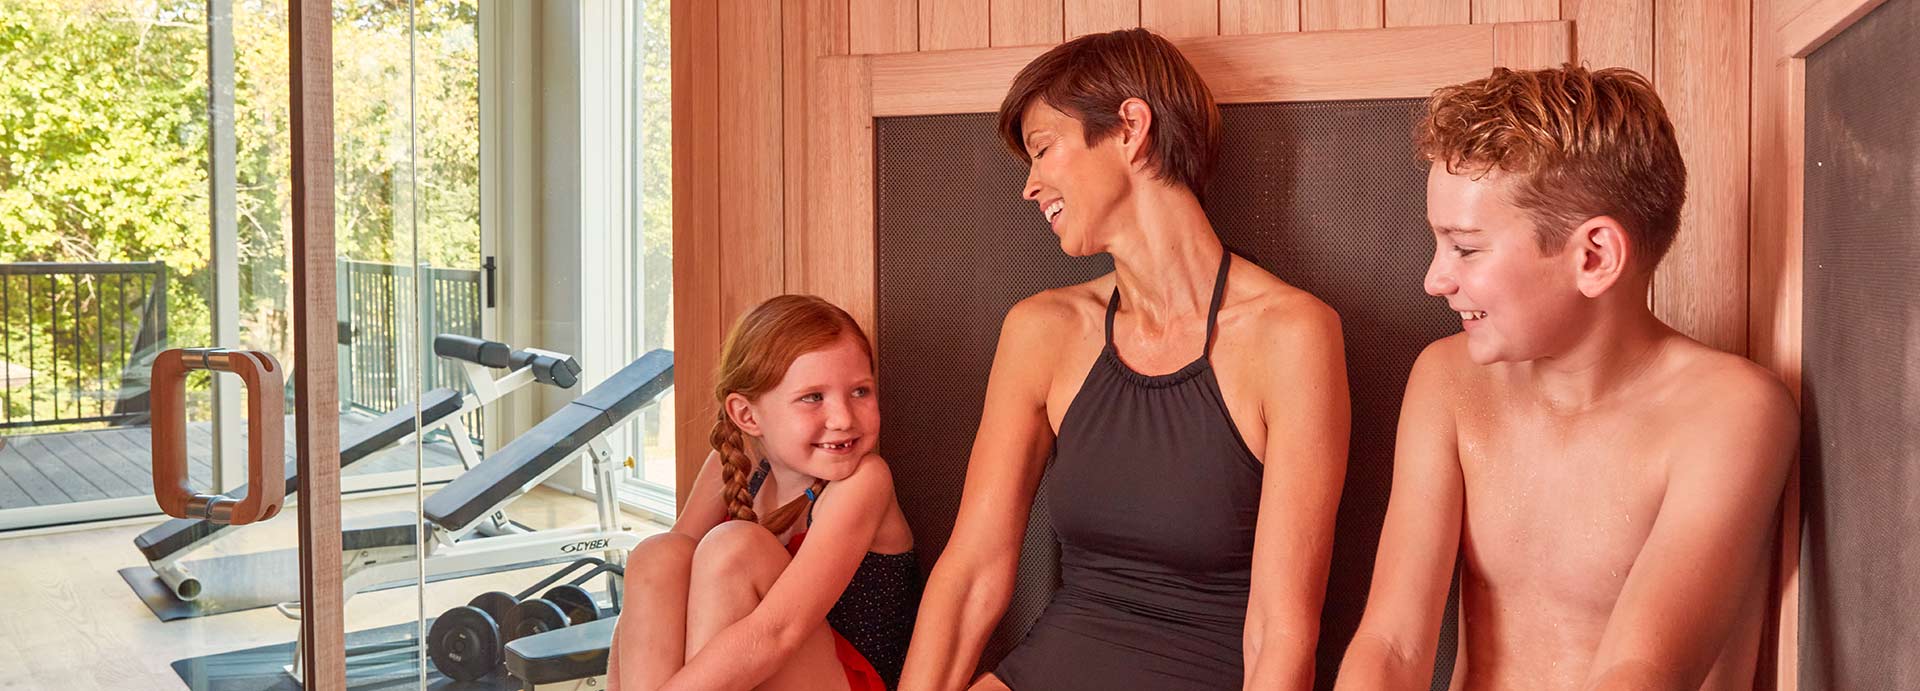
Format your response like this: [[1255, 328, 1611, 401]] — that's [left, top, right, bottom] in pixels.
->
[[1455, 409, 1671, 608]]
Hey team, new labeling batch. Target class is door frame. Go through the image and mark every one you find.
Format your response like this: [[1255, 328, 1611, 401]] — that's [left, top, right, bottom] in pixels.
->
[[290, 0, 346, 684]]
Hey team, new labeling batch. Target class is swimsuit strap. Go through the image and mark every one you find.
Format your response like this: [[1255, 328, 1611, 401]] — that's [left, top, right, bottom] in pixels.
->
[[1204, 250, 1231, 359], [747, 458, 826, 528], [1103, 249, 1233, 359]]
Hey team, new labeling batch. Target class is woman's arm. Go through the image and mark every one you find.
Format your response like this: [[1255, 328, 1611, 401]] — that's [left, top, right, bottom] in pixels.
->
[[660, 455, 897, 691], [1242, 302, 1350, 690], [898, 297, 1064, 691]]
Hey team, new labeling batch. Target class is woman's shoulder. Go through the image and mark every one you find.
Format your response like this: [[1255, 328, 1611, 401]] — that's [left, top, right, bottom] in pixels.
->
[[1002, 275, 1112, 339], [1223, 259, 1340, 343]]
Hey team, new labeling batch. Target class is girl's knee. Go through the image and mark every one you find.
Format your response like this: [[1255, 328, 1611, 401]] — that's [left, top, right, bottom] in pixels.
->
[[623, 532, 698, 587], [692, 520, 788, 577]]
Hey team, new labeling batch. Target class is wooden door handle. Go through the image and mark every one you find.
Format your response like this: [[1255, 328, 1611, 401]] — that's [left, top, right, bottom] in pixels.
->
[[150, 348, 286, 525]]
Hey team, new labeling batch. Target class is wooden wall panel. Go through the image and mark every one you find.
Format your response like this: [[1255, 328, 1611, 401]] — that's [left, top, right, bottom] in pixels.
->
[[922, 0, 991, 50], [1065, 0, 1139, 38], [1653, 0, 1751, 355], [1303, 0, 1384, 30], [853, 0, 919, 53], [718, 0, 786, 326], [801, 57, 879, 334], [1221, 0, 1301, 33], [1143, 0, 1220, 37], [672, 0, 721, 505], [1472, 0, 1558, 22], [1561, 0, 1651, 73], [867, 25, 1545, 116], [1387, 0, 1469, 27], [991, 0, 1065, 46], [785, 0, 850, 292], [1491, 20, 1573, 69]]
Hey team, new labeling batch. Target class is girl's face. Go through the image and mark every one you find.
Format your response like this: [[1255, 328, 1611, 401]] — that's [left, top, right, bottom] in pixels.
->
[[1019, 99, 1134, 257], [730, 333, 880, 482]]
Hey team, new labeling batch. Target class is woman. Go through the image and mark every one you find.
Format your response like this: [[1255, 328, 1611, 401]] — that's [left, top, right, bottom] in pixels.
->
[[897, 28, 1351, 691]]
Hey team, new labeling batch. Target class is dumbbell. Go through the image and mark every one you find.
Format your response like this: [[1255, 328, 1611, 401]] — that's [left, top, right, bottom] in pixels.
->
[[427, 590, 519, 682], [426, 559, 624, 681]]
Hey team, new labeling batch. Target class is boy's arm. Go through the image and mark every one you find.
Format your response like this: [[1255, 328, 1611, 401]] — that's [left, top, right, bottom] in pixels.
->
[[1582, 372, 1797, 691], [1335, 341, 1467, 690]]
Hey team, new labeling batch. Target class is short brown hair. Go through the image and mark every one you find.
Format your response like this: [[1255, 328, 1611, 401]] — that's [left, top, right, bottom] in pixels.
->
[[1416, 64, 1687, 269], [997, 28, 1221, 193]]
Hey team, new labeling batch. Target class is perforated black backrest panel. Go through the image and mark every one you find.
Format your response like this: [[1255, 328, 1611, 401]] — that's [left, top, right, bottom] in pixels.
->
[[1802, 0, 1920, 687], [877, 99, 1460, 688]]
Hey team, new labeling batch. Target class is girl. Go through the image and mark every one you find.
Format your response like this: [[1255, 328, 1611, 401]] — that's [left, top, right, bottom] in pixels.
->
[[610, 295, 920, 691]]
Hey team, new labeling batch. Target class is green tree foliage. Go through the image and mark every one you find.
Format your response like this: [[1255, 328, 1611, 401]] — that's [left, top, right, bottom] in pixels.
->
[[0, 0, 483, 424], [0, 0, 674, 432]]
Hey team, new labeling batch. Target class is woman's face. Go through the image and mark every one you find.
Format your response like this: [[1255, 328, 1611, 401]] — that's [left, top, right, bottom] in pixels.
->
[[1019, 100, 1133, 257]]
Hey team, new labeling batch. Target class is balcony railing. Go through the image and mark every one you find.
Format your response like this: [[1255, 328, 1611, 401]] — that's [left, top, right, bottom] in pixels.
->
[[338, 260, 484, 442], [1, 260, 483, 442], [0, 262, 168, 430]]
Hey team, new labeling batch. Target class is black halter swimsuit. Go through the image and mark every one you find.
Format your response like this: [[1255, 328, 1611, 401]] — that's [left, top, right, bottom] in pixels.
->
[[994, 252, 1264, 690]]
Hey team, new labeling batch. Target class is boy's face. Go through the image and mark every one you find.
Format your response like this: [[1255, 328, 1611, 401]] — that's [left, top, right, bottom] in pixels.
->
[[1423, 163, 1586, 365]]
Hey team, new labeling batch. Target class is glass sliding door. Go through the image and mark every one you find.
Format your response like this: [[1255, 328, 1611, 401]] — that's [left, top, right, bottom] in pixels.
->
[[0, 0, 472, 687]]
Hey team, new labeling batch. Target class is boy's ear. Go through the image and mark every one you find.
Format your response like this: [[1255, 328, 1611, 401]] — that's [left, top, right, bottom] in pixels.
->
[[725, 393, 762, 437], [1571, 215, 1631, 298]]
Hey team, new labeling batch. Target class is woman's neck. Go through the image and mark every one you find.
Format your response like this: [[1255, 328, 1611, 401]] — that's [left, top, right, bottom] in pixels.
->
[[1105, 182, 1223, 325]]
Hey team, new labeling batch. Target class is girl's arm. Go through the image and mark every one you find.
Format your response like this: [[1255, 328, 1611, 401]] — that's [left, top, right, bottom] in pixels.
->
[[672, 450, 730, 538], [898, 296, 1061, 691], [659, 454, 896, 691], [1243, 302, 1349, 690]]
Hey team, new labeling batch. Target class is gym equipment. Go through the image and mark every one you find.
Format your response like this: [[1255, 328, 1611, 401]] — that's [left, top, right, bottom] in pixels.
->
[[285, 350, 672, 680], [132, 334, 580, 602], [426, 557, 624, 682]]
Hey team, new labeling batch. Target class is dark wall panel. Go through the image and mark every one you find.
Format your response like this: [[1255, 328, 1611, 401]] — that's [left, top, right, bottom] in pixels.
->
[[877, 99, 1460, 687], [1802, 0, 1920, 687]]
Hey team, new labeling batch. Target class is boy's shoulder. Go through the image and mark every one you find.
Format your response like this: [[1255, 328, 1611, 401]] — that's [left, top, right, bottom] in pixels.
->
[[1408, 332, 1480, 391], [1652, 336, 1798, 433]]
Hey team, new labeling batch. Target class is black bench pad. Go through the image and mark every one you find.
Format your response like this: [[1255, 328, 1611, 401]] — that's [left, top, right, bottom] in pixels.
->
[[504, 616, 617, 684], [422, 351, 672, 532]]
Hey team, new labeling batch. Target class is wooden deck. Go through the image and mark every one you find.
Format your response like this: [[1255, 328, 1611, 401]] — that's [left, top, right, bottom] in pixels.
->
[[0, 413, 466, 510]]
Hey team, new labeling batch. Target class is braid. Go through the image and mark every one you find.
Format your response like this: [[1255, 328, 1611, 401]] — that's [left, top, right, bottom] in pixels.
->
[[709, 294, 875, 532], [760, 478, 829, 535], [711, 411, 758, 523]]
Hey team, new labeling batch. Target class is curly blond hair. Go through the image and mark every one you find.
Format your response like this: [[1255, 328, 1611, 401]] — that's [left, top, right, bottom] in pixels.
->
[[1416, 64, 1686, 269]]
